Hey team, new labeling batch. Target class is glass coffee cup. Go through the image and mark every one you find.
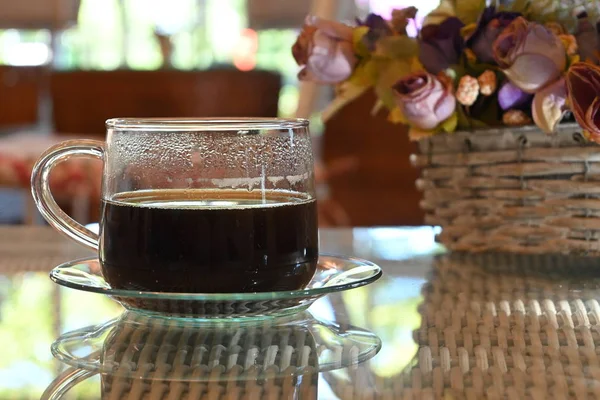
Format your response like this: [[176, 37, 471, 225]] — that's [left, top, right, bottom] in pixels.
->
[[31, 118, 318, 293]]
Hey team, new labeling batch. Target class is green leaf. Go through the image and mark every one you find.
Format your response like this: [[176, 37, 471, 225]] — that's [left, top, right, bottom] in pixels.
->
[[568, 54, 581, 69], [456, 104, 472, 129], [505, 0, 530, 13], [456, 104, 489, 130], [528, 0, 557, 18], [474, 95, 501, 126], [440, 112, 458, 133], [425, 0, 486, 26], [375, 87, 397, 110], [506, 0, 579, 30], [455, 0, 486, 25], [409, 127, 436, 141], [374, 36, 419, 59], [347, 59, 379, 87], [388, 106, 408, 124], [352, 26, 371, 58], [373, 58, 415, 110], [462, 51, 499, 75], [371, 100, 385, 117], [470, 118, 489, 129], [423, 0, 456, 26], [377, 59, 414, 87]]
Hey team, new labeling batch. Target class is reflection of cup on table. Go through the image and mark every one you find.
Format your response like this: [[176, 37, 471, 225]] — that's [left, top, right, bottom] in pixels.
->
[[48, 311, 382, 399], [32, 119, 318, 294], [100, 312, 319, 399]]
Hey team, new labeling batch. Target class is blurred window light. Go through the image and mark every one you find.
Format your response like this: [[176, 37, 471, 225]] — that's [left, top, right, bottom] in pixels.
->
[[0, 29, 51, 66], [4, 42, 50, 66], [149, 0, 196, 35], [206, 0, 246, 63]]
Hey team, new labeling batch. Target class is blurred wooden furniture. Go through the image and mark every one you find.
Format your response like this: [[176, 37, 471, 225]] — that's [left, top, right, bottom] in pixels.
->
[[0, 0, 80, 30], [322, 89, 423, 226], [51, 69, 282, 135], [248, 0, 310, 29], [0, 66, 42, 128]]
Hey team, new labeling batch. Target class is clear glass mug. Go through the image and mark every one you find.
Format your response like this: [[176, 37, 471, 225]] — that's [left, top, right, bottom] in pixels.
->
[[31, 118, 318, 293]]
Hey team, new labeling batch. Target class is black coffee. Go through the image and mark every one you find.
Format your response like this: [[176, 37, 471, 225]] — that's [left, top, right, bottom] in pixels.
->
[[99, 189, 318, 293]]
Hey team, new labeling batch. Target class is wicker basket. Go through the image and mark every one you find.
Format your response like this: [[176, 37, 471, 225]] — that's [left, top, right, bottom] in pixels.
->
[[411, 123, 600, 255]]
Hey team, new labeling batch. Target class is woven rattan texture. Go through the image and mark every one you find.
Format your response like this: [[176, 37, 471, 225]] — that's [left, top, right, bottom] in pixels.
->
[[100, 314, 319, 400], [326, 253, 600, 399], [412, 123, 600, 254]]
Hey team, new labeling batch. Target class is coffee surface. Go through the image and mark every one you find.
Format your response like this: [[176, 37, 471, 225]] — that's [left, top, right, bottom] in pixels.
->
[[99, 189, 318, 293]]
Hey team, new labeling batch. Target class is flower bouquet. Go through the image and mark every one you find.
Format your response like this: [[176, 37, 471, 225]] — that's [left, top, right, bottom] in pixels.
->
[[292, 0, 600, 255]]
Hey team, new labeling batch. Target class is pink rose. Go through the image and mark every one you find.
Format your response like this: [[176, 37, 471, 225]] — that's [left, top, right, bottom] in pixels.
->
[[292, 16, 358, 84], [532, 78, 567, 133], [566, 62, 600, 141], [392, 72, 456, 130], [493, 17, 567, 93]]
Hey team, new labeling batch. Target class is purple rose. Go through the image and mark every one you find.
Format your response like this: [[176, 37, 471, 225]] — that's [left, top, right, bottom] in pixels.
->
[[418, 17, 465, 74], [292, 16, 357, 84], [357, 13, 392, 51], [493, 17, 567, 93], [498, 81, 533, 110], [393, 72, 456, 130], [358, 13, 391, 33], [466, 7, 521, 64]]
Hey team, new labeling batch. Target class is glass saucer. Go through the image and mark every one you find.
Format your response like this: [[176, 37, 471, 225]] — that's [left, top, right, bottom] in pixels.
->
[[49, 254, 382, 319], [51, 310, 382, 381]]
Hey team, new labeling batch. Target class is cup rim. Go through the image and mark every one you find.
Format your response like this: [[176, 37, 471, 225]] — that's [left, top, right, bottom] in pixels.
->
[[105, 117, 309, 131]]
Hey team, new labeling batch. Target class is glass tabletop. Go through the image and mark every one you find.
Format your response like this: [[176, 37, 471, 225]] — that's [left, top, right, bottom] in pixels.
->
[[3, 226, 598, 399]]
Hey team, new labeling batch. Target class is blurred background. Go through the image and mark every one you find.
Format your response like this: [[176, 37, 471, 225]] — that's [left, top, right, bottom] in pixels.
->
[[0, 0, 441, 227]]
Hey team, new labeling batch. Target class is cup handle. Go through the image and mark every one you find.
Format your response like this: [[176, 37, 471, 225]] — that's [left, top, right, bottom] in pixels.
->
[[31, 139, 105, 251]]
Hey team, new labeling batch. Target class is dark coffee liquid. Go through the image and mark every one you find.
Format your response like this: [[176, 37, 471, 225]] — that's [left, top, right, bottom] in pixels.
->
[[100, 189, 318, 293]]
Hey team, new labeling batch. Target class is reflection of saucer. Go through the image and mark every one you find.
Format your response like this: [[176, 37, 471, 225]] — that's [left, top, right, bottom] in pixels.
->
[[42, 365, 319, 400], [41, 368, 96, 400], [50, 255, 382, 319], [42, 365, 318, 400], [52, 310, 381, 381]]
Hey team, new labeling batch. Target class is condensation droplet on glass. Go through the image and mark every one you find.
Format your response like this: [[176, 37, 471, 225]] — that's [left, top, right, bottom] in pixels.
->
[[191, 150, 202, 164]]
